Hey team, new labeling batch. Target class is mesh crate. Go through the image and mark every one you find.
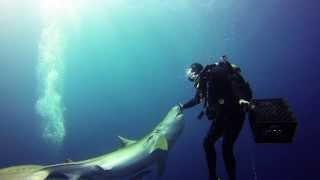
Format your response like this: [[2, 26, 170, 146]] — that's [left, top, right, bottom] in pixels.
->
[[249, 98, 298, 143]]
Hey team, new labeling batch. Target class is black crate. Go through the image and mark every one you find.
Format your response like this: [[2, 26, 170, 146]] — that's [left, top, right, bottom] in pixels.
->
[[249, 98, 298, 143]]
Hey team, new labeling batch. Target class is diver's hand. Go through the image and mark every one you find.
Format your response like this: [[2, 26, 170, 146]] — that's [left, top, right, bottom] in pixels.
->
[[239, 99, 255, 111], [177, 102, 184, 112], [239, 99, 250, 112], [239, 99, 250, 106]]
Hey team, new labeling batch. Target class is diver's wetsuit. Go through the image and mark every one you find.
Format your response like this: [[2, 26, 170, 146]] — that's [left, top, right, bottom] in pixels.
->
[[182, 63, 251, 180]]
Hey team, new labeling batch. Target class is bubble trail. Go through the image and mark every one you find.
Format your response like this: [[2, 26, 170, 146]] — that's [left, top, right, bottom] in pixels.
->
[[36, 3, 67, 145]]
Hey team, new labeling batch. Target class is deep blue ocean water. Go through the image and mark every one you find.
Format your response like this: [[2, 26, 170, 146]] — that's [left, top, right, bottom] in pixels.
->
[[0, 0, 319, 179]]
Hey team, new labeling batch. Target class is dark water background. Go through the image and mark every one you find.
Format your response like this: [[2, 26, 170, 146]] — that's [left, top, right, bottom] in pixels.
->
[[0, 0, 319, 179]]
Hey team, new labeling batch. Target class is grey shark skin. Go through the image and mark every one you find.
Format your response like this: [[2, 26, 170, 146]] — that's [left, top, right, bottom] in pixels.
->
[[0, 105, 184, 180]]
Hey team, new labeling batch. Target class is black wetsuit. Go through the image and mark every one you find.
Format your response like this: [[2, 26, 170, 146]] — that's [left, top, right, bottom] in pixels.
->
[[182, 63, 252, 180]]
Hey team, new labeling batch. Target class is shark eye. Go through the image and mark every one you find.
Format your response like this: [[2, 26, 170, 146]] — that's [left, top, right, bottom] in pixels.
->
[[147, 135, 154, 141]]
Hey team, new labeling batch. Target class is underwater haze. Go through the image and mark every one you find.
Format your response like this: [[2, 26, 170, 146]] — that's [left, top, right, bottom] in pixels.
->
[[0, 0, 319, 179]]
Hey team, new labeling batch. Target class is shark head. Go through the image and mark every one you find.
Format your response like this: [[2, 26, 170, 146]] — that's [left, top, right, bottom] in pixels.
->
[[172, 105, 184, 121], [150, 105, 184, 149], [167, 105, 184, 140], [163, 105, 184, 124]]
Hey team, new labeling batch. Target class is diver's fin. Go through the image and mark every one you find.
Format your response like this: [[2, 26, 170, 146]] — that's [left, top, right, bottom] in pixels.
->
[[156, 157, 167, 177], [130, 170, 151, 180], [118, 136, 136, 147]]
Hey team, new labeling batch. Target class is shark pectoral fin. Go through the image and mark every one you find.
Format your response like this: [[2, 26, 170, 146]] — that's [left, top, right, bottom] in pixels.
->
[[66, 174, 80, 180], [45, 172, 80, 180], [157, 136, 168, 151], [157, 157, 167, 177], [149, 135, 169, 154], [31, 170, 50, 179], [150, 135, 168, 154], [118, 136, 137, 147], [130, 170, 152, 180]]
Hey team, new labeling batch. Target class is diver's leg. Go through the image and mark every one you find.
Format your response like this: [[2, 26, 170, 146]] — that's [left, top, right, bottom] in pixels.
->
[[203, 116, 225, 180], [222, 109, 245, 180]]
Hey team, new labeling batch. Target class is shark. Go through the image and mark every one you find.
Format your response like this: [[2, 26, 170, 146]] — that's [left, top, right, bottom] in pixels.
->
[[0, 105, 184, 180]]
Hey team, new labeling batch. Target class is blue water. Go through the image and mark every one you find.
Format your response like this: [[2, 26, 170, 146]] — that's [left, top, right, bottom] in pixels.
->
[[0, 0, 319, 179]]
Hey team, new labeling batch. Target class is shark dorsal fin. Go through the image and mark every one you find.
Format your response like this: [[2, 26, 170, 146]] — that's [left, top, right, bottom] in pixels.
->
[[118, 136, 136, 147]]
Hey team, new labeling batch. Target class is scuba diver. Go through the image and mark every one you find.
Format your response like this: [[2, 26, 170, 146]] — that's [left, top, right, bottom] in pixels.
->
[[179, 55, 252, 180]]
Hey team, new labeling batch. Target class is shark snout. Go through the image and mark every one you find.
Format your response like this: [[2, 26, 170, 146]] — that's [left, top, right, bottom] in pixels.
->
[[171, 105, 183, 116]]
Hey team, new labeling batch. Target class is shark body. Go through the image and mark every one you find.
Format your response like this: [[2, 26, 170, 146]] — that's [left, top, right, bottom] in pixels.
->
[[0, 106, 184, 180]]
